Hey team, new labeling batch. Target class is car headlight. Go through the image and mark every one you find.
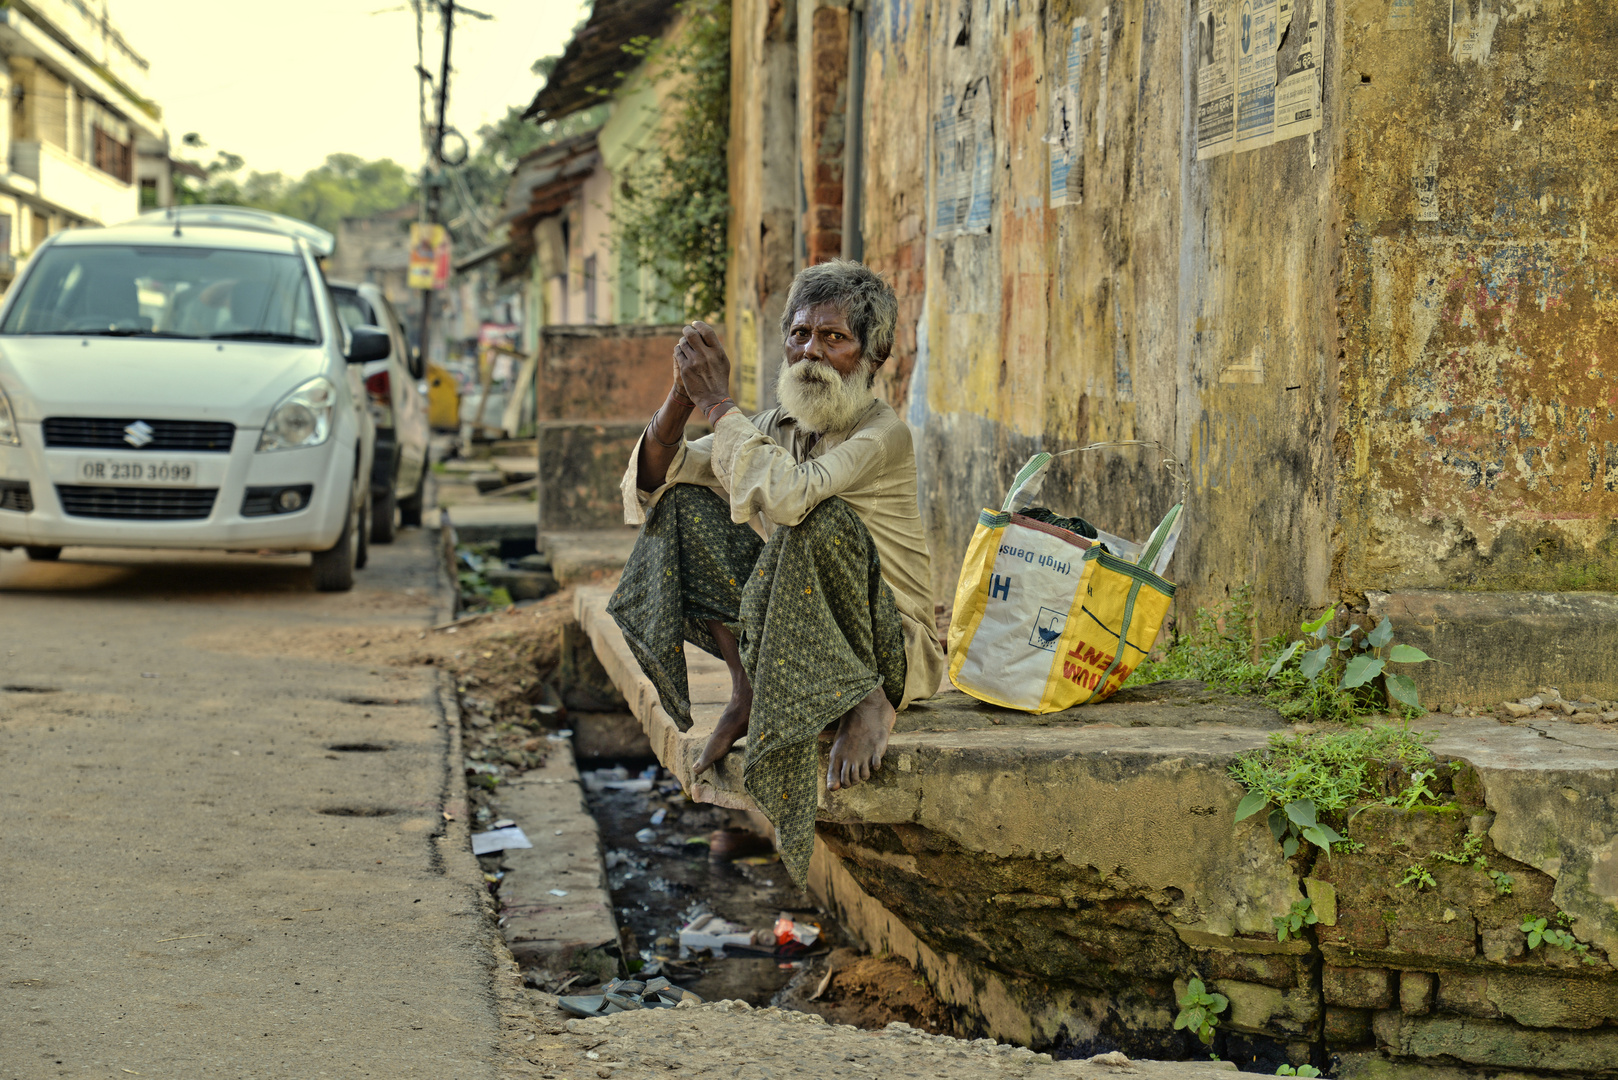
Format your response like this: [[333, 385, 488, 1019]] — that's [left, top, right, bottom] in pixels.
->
[[0, 385, 18, 446], [257, 376, 335, 452]]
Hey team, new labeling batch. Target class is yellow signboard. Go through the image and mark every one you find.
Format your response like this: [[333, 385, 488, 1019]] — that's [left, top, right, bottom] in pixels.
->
[[408, 223, 451, 290]]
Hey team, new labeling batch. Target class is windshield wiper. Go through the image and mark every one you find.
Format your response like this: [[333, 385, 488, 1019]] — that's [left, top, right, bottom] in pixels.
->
[[208, 331, 319, 344], [26, 328, 197, 338]]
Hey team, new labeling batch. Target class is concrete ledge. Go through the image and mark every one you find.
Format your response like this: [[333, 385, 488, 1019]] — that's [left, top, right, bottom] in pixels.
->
[[1371, 589, 1618, 705], [489, 740, 618, 973]]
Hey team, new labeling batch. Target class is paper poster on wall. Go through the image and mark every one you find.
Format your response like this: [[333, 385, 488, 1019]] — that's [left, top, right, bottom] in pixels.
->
[[1095, 6, 1111, 153], [1414, 160, 1439, 221], [1388, 0, 1418, 29], [1048, 18, 1090, 207], [1194, 0, 1235, 160], [1450, 1, 1498, 63], [935, 78, 994, 234], [1273, 1, 1322, 142], [1234, 0, 1279, 152]]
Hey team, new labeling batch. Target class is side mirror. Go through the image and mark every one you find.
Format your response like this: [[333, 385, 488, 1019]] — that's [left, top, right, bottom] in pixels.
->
[[346, 325, 391, 363], [408, 345, 425, 381]]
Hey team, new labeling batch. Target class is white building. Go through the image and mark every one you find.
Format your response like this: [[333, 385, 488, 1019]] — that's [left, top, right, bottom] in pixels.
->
[[0, 0, 172, 285]]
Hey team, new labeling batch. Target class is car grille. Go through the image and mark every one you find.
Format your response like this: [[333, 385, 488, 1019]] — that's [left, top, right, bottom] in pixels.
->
[[55, 485, 218, 520], [43, 417, 236, 452], [0, 479, 31, 512]]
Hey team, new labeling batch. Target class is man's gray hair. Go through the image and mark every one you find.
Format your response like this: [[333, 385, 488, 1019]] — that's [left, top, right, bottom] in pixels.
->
[[779, 259, 898, 366]]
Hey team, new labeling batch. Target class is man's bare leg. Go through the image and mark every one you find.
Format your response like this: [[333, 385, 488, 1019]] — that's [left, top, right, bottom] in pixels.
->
[[694, 620, 753, 773], [825, 686, 896, 791]]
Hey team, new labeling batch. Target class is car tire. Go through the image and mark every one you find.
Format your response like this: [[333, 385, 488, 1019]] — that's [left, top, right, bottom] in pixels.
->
[[370, 485, 397, 544], [24, 546, 62, 562], [356, 490, 371, 570], [398, 467, 426, 528], [311, 493, 358, 592]]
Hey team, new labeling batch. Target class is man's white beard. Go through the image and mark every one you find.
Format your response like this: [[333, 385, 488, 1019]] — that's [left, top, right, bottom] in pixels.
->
[[776, 357, 875, 435]]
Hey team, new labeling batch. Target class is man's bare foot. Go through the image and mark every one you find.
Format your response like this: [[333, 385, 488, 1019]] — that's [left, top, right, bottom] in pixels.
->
[[694, 684, 752, 773], [826, 686, 896, 791], [695, 618, 752, 773]]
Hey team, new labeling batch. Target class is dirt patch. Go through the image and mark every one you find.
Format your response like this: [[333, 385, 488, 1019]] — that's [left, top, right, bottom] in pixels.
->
[[190, 589, 576, 725], [786, 949, 955, 1035]]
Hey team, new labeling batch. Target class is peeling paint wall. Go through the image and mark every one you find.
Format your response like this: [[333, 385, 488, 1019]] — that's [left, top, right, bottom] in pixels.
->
[[876, 0, 1342, 627], [1336, 0, 1618, 597], [727, 0, 1616, 630]]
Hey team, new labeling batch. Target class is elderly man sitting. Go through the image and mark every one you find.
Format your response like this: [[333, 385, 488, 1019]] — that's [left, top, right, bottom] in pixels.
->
[[608, 261, 944, 885]]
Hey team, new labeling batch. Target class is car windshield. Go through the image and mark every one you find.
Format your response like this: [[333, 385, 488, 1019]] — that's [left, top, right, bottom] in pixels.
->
[[0, 244, 321, 343]]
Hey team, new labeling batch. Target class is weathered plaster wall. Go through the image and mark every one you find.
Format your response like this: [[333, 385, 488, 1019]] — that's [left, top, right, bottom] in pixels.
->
[[857, 0, 1343, 629], [1334, 0, 1618, 597], [726, 0, 798, 412]]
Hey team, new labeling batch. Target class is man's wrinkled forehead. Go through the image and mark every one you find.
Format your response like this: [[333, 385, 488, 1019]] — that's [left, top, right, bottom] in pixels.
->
[[788, 302, 853, 332]]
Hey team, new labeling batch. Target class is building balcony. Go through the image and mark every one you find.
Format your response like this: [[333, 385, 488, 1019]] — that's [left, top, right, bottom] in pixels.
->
[[10, 139, 138, 226]]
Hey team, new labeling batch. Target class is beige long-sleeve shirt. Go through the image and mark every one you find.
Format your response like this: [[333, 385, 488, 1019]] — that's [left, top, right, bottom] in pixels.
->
[[620, 399, 944, 710]]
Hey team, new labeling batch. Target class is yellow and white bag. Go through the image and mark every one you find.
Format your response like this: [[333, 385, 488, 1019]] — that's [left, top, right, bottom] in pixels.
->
[[946, 451, 1182, 714]]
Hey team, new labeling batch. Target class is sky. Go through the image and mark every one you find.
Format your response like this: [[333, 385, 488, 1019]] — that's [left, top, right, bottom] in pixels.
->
[[112, 0, 591, 178]]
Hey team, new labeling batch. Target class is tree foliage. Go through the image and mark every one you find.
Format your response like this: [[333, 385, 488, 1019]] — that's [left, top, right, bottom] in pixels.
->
[[174, 137, 416, 234], [611, 0, 731, 320]]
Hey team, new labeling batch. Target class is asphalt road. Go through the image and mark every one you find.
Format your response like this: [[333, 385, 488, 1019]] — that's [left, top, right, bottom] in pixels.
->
[[0, 529, 506, 1078]]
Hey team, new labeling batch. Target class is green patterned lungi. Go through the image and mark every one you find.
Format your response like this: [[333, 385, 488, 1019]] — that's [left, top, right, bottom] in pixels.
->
[[607, 484, 907, 886]]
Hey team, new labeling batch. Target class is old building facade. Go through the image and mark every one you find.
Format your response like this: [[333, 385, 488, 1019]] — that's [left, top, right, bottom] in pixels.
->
[[723, 0, 1618, 701]]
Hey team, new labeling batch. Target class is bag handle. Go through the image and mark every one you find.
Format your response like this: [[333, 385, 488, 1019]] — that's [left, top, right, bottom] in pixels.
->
[[998, 443, 1186, 571]]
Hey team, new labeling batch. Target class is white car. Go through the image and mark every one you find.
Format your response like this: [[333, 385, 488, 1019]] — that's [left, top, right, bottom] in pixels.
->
[[0, 206, 378, 591]]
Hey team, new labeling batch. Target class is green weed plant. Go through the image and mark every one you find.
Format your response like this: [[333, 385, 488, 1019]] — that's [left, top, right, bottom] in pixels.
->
[[1125, 588, 1439, 723], [1230, 725, 1434, 859], [1173, 977, 1227, 1045]]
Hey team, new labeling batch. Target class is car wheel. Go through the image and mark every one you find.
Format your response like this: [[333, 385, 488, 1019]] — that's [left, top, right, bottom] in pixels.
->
[[311, 492, 358, 592], [24, 546, 62, 562], [398, 466, 426, 528], [356, 490, 371, 570], [370, 485, 397, 544]]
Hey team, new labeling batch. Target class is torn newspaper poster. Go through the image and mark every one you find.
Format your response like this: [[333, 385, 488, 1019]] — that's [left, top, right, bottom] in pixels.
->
[[935, 78, 994, 234], [1273, 2, 1322, 142], [1388, 0, 1418, 29], [1095, 7, 1111, 154], [1451, 1, 1499, 63], [1414, 160, 1439, 221], [1047, 18, 1089, 206], [1235, 0, 1280, 152], [1195, 0, 1235, 160]]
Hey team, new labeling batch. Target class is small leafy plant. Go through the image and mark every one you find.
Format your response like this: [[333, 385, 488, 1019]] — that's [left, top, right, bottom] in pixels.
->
[[1522, 915, 1599, 964], [1267, 610, 1437, 713], [1398, 864, 1437, 890], [1488, 869, 1515, 895], [1231, 725, 1434, 859], [1274, 898, 1319, 942], [1174, 977, 1228, 1045], [1276, 1067, 1322, 1078]]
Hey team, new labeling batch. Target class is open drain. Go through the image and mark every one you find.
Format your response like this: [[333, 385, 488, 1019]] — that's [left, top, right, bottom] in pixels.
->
[[2, 685, 59, 693], [317, 806, 397, 817], [326, 743, 391, 753], [339, 696, 412, 707]]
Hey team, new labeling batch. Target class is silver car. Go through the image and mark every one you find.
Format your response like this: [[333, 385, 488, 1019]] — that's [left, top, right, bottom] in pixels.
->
[[328, 281, 429, 543]]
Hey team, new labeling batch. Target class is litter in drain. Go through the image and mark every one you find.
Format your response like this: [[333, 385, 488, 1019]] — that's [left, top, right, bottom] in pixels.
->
[[2, 685, 59, 693], [339, 696, 411, 707], [318, 807, 397, 817], [327, 743, 391, 753]]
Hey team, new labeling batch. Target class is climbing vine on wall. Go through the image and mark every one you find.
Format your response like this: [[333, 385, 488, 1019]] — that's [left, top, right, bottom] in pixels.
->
[[613, 0, 731, 321]]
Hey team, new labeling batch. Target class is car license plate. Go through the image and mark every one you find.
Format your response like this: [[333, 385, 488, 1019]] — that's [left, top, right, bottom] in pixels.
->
[[77, 458, 198, 486]]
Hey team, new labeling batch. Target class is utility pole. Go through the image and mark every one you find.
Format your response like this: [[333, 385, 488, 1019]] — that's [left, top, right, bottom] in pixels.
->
[[417, 0, 455, 373]]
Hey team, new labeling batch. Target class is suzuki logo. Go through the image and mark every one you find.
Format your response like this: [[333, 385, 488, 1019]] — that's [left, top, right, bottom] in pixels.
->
[[123, 420, 155, 448]]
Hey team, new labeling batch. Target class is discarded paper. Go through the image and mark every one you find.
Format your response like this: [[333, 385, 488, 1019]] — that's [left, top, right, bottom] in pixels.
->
[[471, 826, 532, 855]]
